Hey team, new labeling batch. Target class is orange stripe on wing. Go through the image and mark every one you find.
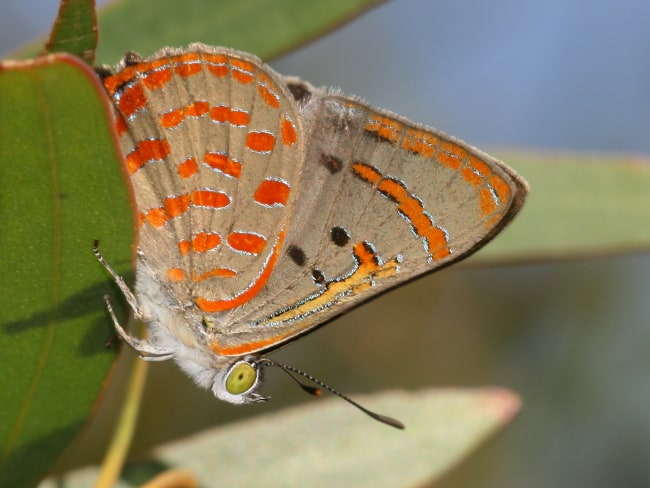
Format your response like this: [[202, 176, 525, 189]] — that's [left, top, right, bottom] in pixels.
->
[[210, 334, 293, 357], [193, 267, 238, 281], [241, 240, 400, 342], [352, 162, 451, 260], [197, 230, 286, 314]]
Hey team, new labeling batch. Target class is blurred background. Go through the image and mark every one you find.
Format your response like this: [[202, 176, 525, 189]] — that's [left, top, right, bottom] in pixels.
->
[[3, 0, 650, 486]]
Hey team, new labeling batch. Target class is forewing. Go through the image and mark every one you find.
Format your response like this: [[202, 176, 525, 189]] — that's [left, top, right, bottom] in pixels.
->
[[213, 86, 527, 355]]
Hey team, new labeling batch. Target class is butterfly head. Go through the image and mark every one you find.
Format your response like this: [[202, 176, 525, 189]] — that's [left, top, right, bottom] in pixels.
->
[[210, 356, 269, 405]]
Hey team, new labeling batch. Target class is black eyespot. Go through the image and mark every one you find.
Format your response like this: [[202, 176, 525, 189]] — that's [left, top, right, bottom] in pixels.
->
[[312, 268, 326, 285], [320, 154, 343, 174], [287, 245, 306, 266], [330, 226, 350, 247]]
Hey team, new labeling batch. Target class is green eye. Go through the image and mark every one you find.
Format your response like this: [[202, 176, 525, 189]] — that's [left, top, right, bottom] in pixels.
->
[[225, 362, 257, 394]]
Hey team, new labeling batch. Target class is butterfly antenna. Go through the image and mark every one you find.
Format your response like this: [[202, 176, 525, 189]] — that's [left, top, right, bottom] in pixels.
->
[[259, 358, 404, 429]]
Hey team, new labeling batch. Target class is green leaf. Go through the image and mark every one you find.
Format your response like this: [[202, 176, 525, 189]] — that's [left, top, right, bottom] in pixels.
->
[[0, 54, 134, 488], [95, 0, 386, 63], [40, 388, 520, 487], [45, 0, 98, 64], [475, 152, 650, 262]]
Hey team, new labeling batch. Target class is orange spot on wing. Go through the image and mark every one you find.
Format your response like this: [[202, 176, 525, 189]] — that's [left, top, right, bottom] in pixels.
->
[[365, 115, 402, 144], [351, 162, 382, 184], [125, 139, 170, 174], [461, 167, 482, 186], [253, 179, 290, 206], [142, 68, 172, 90], [438, 142, 467, 170], [114, 114, 128, 135], [231, 59, 254, 84], [104, 70, 133, 94], [490, 174, 511, 203], [401, 129, 438, 157], [281, 117, 297, 146], [227, 232, 267, 255], [209, 106, 228, 122], [178, 240, 192, 256], [192, 232, 222, 252], [164, 194, 191, 217], [144, 194, 191, 228], [167, 268, 186, 281], [187, 101, 209, 117], [197, 230, 286, 313], [353, 241, 377, 265], [209, 106, 250, 126], [161, 101, 210, 128], [202, 53, 229, 76], [160, 109, 183, 128], [145, 208, 166, 228], [118, 82, 147, 118], [204, 153, 241, 178], [479, 187, 498, 215], [246, 131, 275, 153], [469, 156, 491, 176], [175, 62, 202, 77], [178, 158, 198, 178], [229, 109, 250, 126], [203, 53, 229, 64], [258, 84, 280, 108], [191, 190, 231, 209], [139, 58, 170, 72], [207, 64, 228, 77]]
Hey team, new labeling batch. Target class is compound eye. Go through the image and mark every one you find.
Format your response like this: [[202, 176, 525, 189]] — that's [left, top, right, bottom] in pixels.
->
[[225, 361, 257, 395]]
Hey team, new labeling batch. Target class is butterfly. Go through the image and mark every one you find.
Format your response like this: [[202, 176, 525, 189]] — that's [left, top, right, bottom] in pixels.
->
[[95, 43, 528, 427]]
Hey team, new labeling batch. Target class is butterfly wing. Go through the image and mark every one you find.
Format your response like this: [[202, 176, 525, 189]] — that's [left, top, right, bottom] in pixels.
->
[[103, 45, 304, 344], [212, 82, 528, 355]]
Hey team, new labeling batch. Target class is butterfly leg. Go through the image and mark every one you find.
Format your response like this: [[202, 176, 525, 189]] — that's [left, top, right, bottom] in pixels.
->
[[103, 296, 176, 361], [93, 240, 145, 320], [93, 240, 176, 361]]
